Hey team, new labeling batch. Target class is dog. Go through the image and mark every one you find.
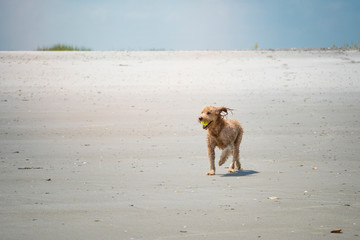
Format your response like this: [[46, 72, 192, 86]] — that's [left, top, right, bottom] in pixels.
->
[[198, 106, 244, 175]]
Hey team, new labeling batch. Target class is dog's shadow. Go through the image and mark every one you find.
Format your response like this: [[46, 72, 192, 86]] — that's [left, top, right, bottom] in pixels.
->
[[220, 169, 259, 177]]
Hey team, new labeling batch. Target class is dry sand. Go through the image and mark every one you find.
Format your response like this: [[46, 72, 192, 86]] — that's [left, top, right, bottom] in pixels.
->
[[0, 50, 360, 239]]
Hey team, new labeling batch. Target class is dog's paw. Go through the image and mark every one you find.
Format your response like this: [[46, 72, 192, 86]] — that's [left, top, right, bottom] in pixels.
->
[[206, 170, 215, 175], [227, 168, 237, 173]]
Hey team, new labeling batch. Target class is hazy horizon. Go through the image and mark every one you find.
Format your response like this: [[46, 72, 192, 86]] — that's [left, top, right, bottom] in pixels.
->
[[1, 0, 359, 51]]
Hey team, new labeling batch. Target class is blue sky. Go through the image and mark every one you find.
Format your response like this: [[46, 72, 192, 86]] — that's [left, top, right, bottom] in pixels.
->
[[0, 0, 359, 50]]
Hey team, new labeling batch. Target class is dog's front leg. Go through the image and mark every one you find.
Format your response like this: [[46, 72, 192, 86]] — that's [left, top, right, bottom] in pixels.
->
[[207, 143, 216, 175]]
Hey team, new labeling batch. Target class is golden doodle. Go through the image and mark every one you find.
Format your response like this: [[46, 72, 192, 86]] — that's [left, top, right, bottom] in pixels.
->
[[198, 106, 244, 175]]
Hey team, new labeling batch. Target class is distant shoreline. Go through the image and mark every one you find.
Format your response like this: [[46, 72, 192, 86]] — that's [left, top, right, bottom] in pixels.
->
[[1, 47, 359, 52]]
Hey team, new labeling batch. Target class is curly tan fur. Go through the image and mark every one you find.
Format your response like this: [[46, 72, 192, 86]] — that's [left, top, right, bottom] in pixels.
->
[[198, 106, 244, 175]]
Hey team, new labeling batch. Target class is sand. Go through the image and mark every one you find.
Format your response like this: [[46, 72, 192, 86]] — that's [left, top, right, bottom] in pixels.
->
[[0, 50, 359, 239]]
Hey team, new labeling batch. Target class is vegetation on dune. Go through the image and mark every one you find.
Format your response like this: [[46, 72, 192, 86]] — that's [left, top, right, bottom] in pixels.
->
[[37, 44, 91, 51], [35, 41, 360, 51], [331, 41, 360, 50]]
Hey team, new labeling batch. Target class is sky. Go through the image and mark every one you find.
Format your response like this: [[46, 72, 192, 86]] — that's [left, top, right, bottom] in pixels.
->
[[0, 0, 359, 51]]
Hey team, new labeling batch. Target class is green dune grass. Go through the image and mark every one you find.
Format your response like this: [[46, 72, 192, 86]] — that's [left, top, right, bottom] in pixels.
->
[[37, 44, 91, 51]]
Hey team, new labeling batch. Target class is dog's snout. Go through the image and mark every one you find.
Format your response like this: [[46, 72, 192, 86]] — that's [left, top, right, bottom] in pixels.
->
[[199, 117, 203, 121]]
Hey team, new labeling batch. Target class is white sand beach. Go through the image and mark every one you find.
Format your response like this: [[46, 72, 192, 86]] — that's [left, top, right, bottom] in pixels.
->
[[1, 50, 360, 239]]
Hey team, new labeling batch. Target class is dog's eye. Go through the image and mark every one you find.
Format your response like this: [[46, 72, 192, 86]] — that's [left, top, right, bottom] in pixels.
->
[[207, 112, 211, 115]]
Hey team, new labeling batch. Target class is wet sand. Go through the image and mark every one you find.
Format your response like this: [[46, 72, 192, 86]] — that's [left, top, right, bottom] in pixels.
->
[[1, 50, 360, 239]]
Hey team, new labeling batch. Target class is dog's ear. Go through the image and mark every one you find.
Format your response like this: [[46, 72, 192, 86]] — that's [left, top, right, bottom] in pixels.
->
[[215, 107, 232, 116]]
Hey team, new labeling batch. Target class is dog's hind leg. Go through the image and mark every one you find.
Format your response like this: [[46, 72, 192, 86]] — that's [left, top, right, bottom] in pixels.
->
[[228, 150, 240, 173], [228, 131, 243, 173], [233, 130, 243, 171], [219, 146, 232, 166], [228, 146, 239, 173]]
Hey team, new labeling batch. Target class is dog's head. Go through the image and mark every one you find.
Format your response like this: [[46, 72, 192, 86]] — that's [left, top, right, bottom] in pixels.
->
[[198, 106, 232, 130]]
